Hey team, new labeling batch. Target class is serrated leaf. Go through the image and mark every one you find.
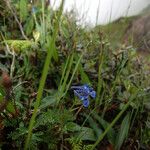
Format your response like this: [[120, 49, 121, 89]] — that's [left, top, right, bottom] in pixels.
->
[[6, 101, 16, 113]]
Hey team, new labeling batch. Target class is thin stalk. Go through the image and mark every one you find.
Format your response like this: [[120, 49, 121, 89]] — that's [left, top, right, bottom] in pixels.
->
[[95, 0, 101, 26], [95, 45, 104, 106], [59, 53, 74, 94], [59, 55, 71, 87], [64, 54, 83, 96], [103, 64, 123, 117], [42, 0, 46, 43], [24, 1, 64, 149], [58, 53, 83, 101]]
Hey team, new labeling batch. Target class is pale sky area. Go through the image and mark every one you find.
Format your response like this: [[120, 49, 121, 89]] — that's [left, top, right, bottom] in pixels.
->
[[50, 0, 150, 26]]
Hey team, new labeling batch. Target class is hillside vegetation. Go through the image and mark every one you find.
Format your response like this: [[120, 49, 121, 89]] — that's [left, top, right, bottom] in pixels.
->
[[0, 1, 150, 150], [95, 5, 150, 54]]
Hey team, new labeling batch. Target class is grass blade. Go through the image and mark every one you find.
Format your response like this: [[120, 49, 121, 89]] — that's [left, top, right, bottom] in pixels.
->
[[24, 1, 65, 149]]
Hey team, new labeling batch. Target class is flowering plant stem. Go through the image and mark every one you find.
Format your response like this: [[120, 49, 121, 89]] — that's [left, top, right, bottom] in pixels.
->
[[24, 1, 64, 149]]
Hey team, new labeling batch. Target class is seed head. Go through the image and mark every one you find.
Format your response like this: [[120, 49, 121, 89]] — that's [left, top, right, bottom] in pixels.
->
[[1, 71, 12, 89]]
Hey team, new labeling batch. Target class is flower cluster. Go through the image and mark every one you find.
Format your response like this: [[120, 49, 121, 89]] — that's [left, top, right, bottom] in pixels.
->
[[71, 84, 96, 107]]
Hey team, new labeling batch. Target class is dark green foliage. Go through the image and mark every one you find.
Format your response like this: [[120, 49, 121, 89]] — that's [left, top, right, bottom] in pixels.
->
[[0, 1, 150, 149]]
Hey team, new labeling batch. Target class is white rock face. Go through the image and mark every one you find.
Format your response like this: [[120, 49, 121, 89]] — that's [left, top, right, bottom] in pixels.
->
[[50, 0, 150, 26]]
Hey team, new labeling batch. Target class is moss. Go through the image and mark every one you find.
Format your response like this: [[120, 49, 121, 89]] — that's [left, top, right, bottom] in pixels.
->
[[2, 40, 38, 53]]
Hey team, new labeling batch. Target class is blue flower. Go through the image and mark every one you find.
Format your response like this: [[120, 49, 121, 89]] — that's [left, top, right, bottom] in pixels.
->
[[82, 97, 89, 107], [32, 6, 37, 14], [71, 84, 96, 107]]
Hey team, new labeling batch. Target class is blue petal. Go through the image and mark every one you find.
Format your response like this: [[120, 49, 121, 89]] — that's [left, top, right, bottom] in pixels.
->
[[71, 84, 96, 107], [82, 99, 89, 107], [83, 85, 90, 94], [90, 91, 96, 98], [71, 85, 84, 90], [71, 85, 90, 94], [81, 95, 89, 101], [73, 90, 81, 98], [74, 89, 89, 97], [74, 90, 88, 101], [71, 86, 88, 95]]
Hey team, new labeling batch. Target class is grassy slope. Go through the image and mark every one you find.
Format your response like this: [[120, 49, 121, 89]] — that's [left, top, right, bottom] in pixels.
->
[[95, 4, 150, 49], [95, 17, 136, 48]]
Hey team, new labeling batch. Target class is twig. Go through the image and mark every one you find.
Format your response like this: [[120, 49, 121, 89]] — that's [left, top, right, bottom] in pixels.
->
[[10, 49, 15, 78], [75, 105, 83, 118], [4, 0, 28, 40], [2, 36, 16, 78]]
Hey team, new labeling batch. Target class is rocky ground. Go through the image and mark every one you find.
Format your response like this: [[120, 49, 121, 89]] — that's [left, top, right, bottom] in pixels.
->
[[124, 13, 150, 54]]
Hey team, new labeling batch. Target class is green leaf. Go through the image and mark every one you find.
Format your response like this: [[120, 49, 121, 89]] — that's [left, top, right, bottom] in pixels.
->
[[76, 127, 96, 141], [0, 92, 4, 103], [115, 113, 130, 150], [19, 0, 28, 22], [39, 95, 57, 110], [46, 36, 58, 62], [0, 92, 3, 101], [61, 23, 69, 38], [87, 115, 103, 139], [0, 93, 15, 113], [25, 17, 34, 36], [64, 122, 81, 132], [52, 44, 58, 62], [78, 63, 91, 84], [6, 101, 16, 113], [91, 112, 116, 144], [35, 109, 59, 128]]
